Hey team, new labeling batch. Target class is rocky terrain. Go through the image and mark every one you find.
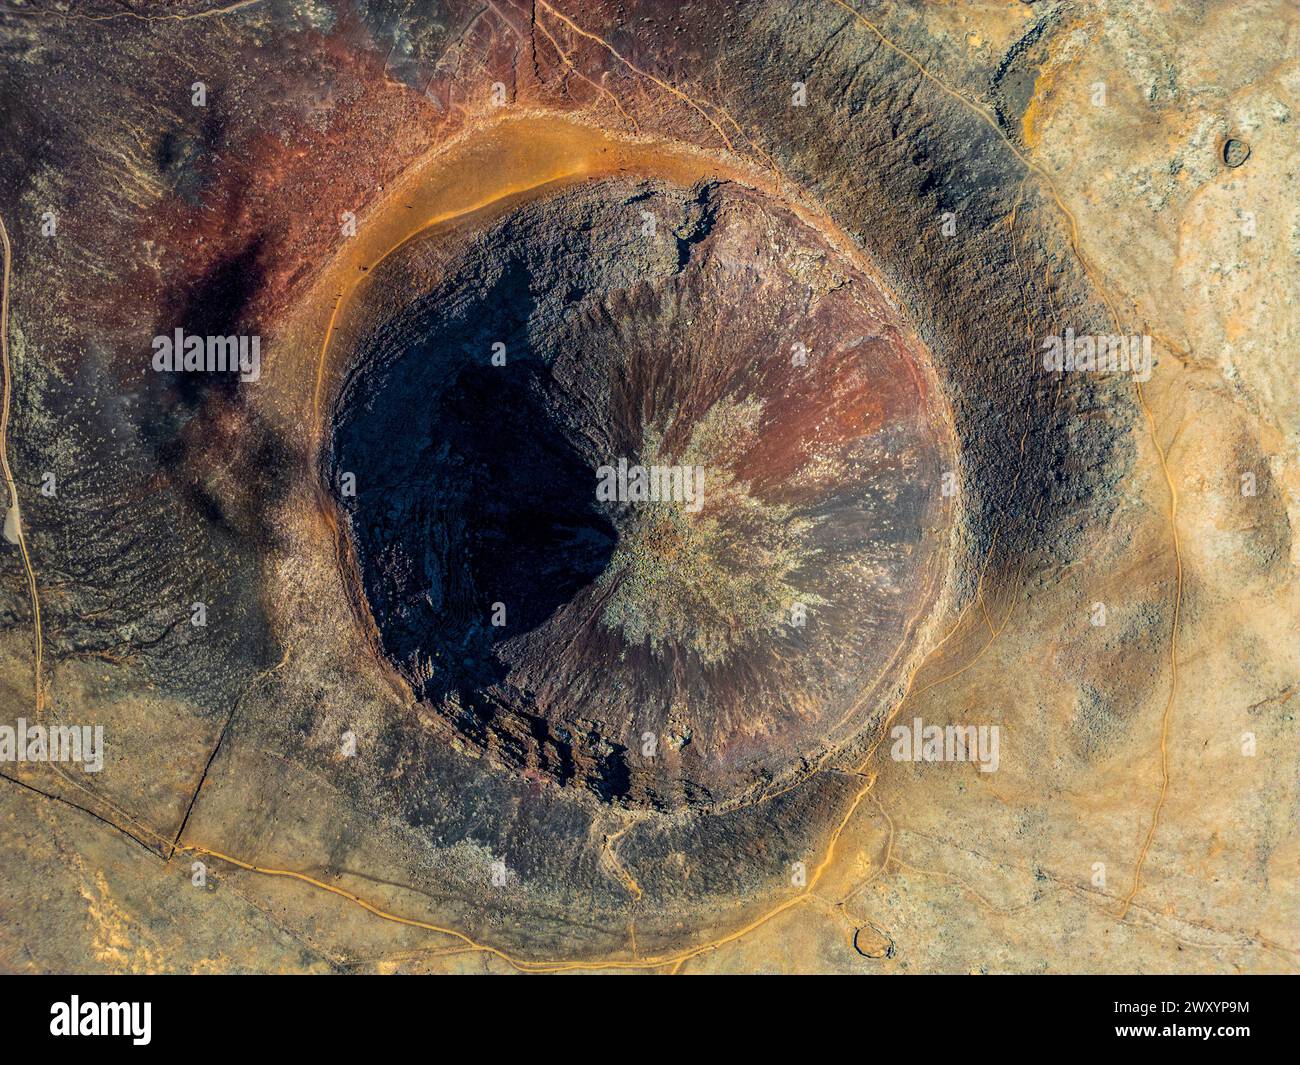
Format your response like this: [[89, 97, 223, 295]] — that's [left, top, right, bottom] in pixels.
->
[[0, 0, 1294, 973]]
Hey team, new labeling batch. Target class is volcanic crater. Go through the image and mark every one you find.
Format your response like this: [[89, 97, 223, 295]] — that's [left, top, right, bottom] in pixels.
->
[[328, 176, 958, 812]]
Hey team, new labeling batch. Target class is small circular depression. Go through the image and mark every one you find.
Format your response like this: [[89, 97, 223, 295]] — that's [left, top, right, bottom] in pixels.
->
[[328, 176, 955, 811], [1222, 137, 1251, 168]]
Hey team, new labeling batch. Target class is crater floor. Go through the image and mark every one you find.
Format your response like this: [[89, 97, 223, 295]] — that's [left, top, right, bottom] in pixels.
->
[[329, 176, 954, 811]]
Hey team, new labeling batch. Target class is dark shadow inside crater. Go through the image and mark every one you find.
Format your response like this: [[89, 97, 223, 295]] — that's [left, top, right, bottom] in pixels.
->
[[332, 330, 616, 706]]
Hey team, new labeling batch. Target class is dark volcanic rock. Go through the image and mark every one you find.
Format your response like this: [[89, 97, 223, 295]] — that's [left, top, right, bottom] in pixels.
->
[[330, 177, 955, 811]]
